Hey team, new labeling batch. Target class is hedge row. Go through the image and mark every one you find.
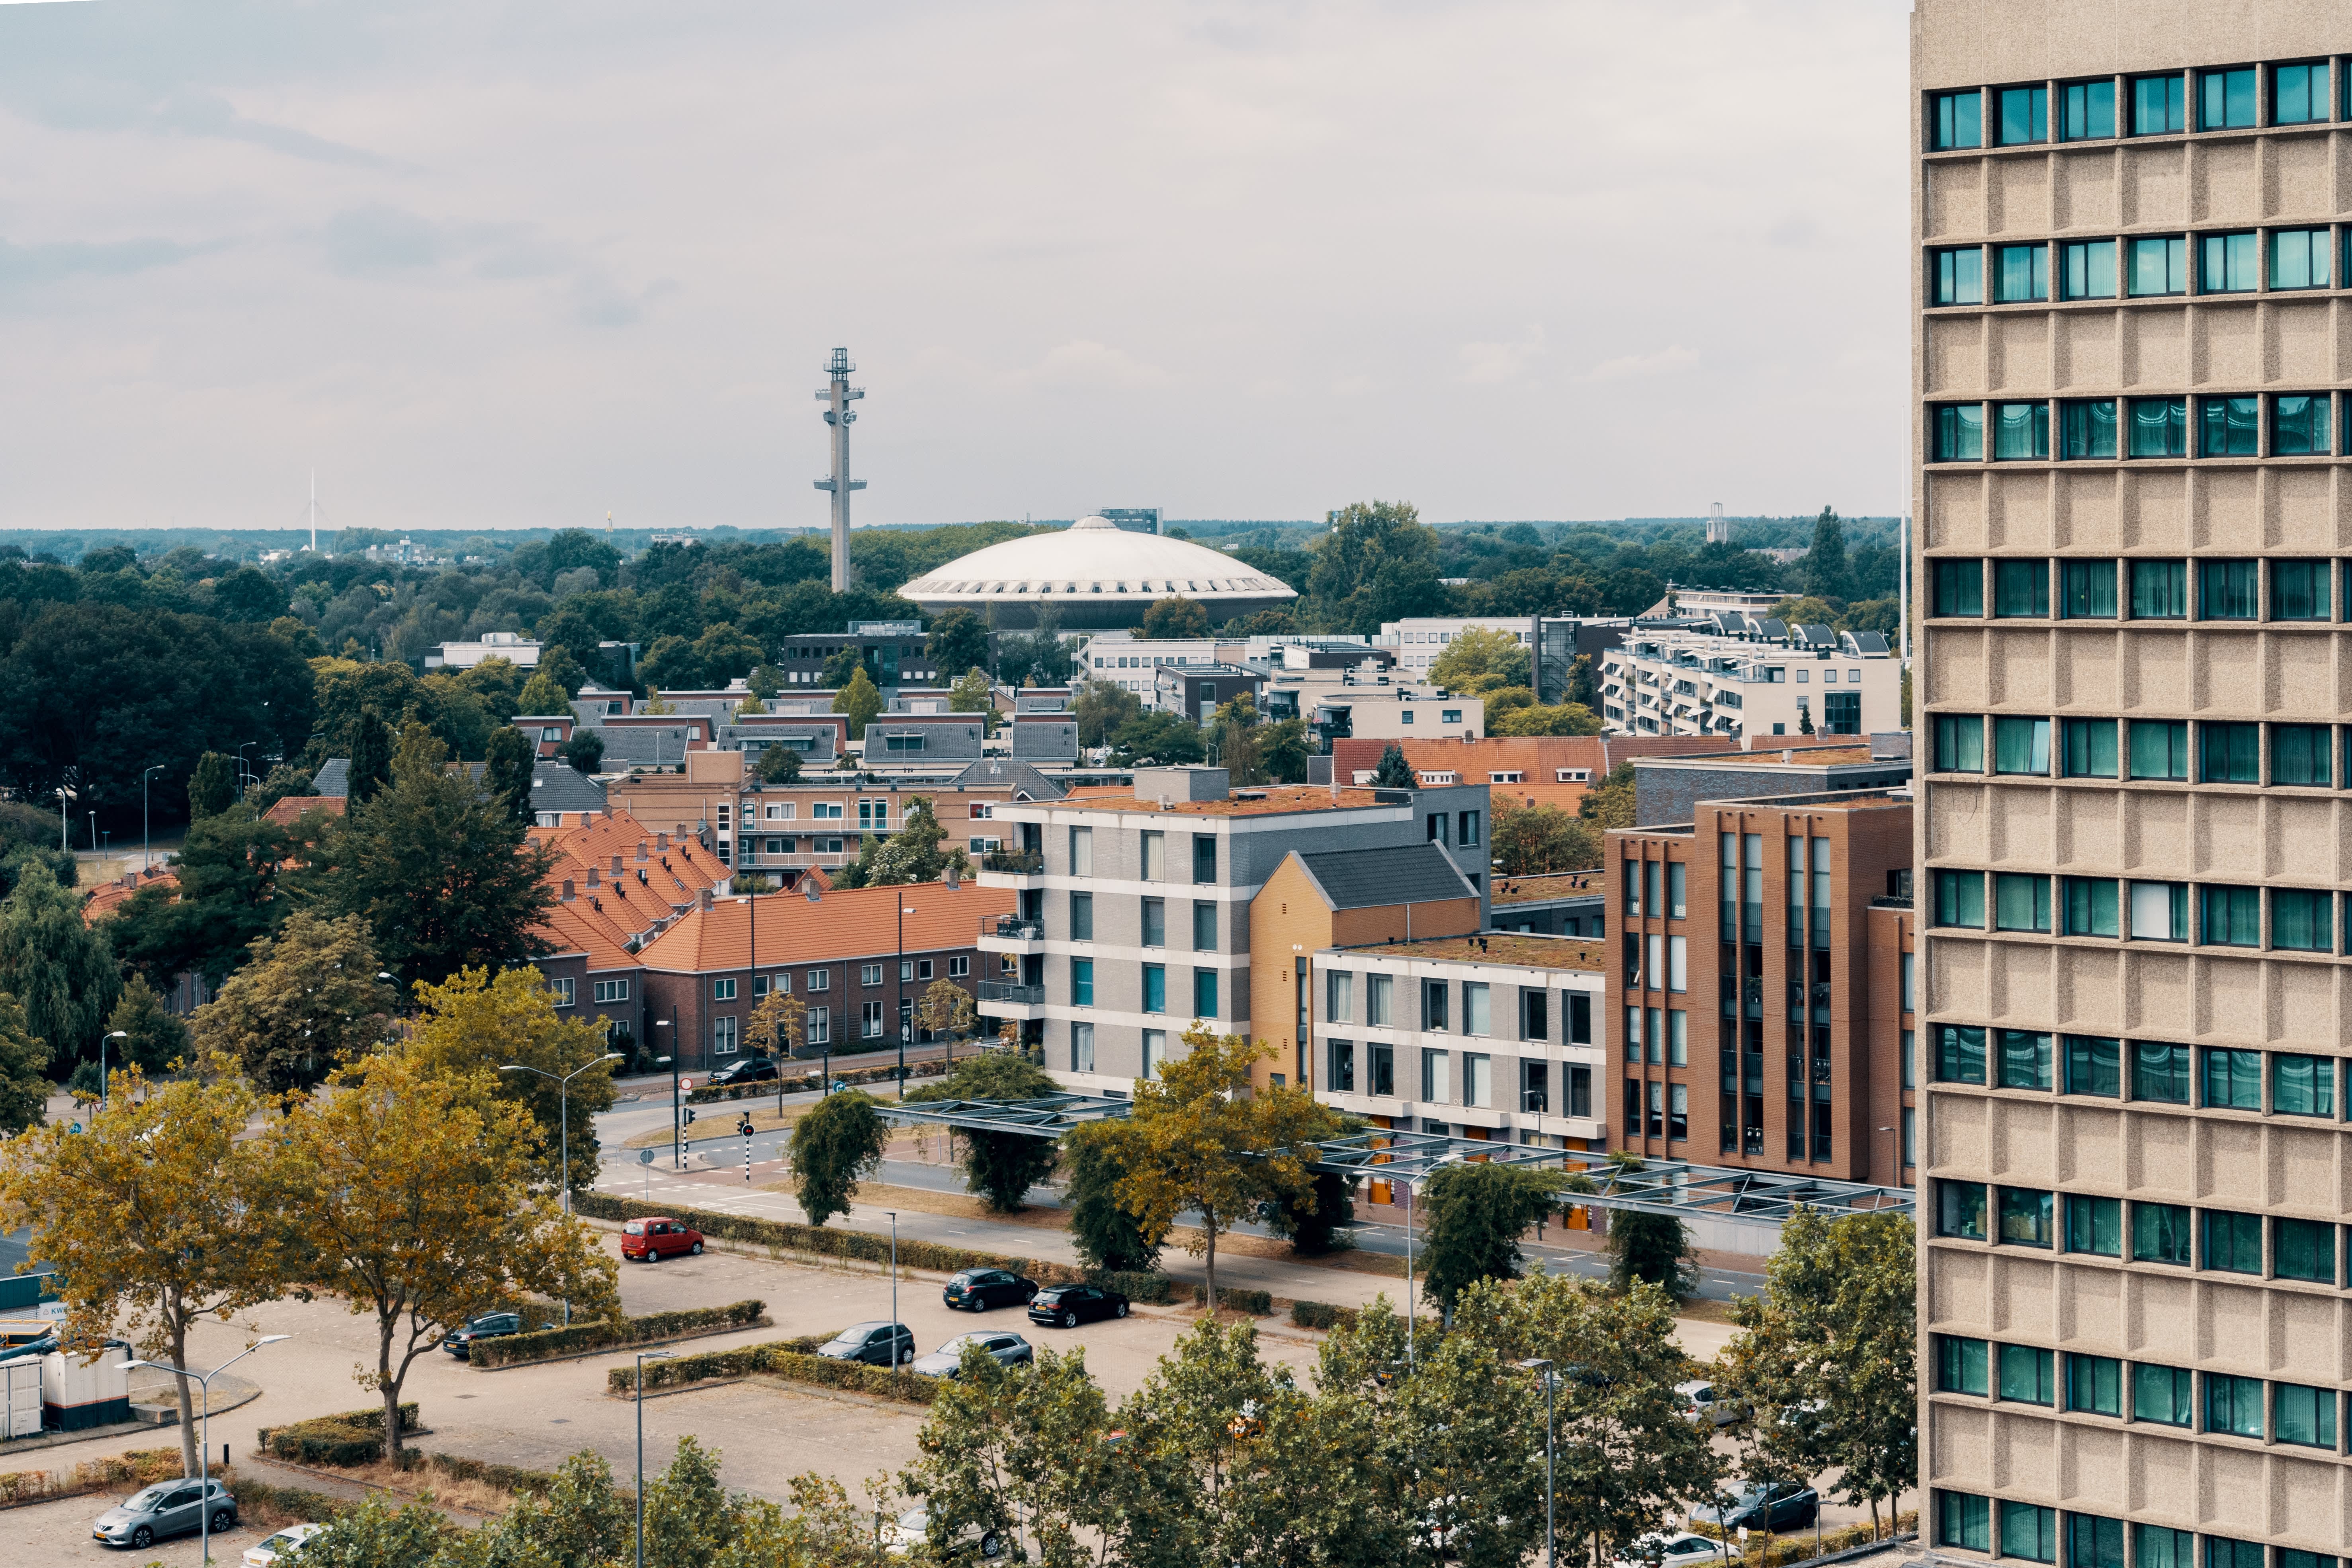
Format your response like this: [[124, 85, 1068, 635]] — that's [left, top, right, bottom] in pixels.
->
[[467, 1300, 768, 1369], [0, 1447, 182, 1512], [423, 1451, 582, 1499], [258, 1402, 423, 1466], [575, 1193, 1087, 1282], [1687, 1517, 1918, 1568], [258, 1402, 418, 1448], [1289, 1300, 1360, 1332], [218, 1469, 354, 1526], [763, 1351, 941, 1406], [606, 1335, 828, 1396], [1194, 1285, 1274, 1316], [1103, 1271, 1175, 1305]]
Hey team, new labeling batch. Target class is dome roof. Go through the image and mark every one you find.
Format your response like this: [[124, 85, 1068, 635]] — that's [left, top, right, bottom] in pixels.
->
[[897, 516, 1298, 630]]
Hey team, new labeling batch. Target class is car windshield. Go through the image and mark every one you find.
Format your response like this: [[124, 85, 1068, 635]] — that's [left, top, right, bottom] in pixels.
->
[[260, 1531, 303, 1549], [127, 1484, 172, 1509], [897, 1507, 929, 1529]]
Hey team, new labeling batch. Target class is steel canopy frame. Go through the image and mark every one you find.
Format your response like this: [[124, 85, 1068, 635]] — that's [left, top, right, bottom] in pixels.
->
[[878, 1100, 1914, 1225]]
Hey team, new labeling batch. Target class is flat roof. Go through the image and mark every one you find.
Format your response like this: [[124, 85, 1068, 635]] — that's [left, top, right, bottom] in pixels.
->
[[1637, 745, 1889, 769], [1066, 784, 1414, 818], [1335, 932, 1605, 973], [1491, 871, 1605, 905]]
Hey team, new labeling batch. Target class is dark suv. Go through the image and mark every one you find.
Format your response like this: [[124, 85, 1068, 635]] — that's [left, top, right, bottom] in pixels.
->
[[943, 1269, 1038, 1312], [443, 1311, 526, 1359], [817, 1321, 915, 1367], [709, 1056, 779, 1086], [1028, 1283, 1130, 1328], [1693, 1482, 1818, 1533]]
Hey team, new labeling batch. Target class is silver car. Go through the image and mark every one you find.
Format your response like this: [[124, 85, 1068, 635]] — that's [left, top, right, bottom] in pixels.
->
[[910, 1331, 1033, 1378], [94, 1477, 237, 1549]]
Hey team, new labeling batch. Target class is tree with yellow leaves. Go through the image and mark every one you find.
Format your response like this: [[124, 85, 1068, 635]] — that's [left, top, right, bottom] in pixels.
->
[[915, 977, 976, 1064], [405, 966, 618, 1197]]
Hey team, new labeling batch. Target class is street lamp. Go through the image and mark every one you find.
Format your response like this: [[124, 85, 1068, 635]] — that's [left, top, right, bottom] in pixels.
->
[[142, 765, 163, 873], [235, 742, 256, 802], [650, 1018, 678, 1169], [885, 1210, 899, 1359], [1516, 1357, 1558, 1568], [633, 1348, 677, 1568], [102, 1030, 126, 1112], [498, 1052, 625, 1218], [119, 1336, 290, 1566]]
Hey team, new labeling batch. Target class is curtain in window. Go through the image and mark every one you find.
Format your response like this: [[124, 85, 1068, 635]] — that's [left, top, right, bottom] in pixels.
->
[[2060, 560, 2117, 617], [2058, 399, 2116, 458], [2065, 1036, 2120, 1095], [2199, 886, 2260, 947], [2130, 1044, 2190, 1103], [2132, 1204, 2192, 1265], [2061, 241, 2116, 299], [2270, 561, 2330, 620], [2199, 721, 2258, 782], [2201, 560, 2259, 619], [2127, 236, 2186, 296], [1992, 560, 2049, 616], [2129, 560, 2186, 618], [2272, 890, 2334, 953], [1996, 245, 2048, 302], [2129, 721, 2188, 780], [1994, 874, 2051, 932], [1993, 717, 2050, 774], [1934, 871, 1984, 930], [2200, 231, 2256, 292], [2063, 878, 2119, 936], [1934, 714, 1984, 772], [1936, 1025, 1986, 1083], [2132, 1526, 2192, 1568], [1933, 560, 1984, 616], [2270, 724, 2330, 786], [2062, 719, 2117, 777], [1935, 404, 1984, 461], [2198, 397, 2258, 456], [2127, 397, 2186, 456], [2129, 881, 2188, 940], [2273, 1055, 2334, 1116], [2272, 229, 2331, 288], [1936, 248, 1983, 305], [2272, 394, 2331, 455], [1998, 1030, 2052, 1088], [1993, 401, 2050, 458]]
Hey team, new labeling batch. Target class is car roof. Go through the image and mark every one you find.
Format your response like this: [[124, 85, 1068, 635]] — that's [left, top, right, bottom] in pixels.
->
[[841, 1320, 894, 1333]]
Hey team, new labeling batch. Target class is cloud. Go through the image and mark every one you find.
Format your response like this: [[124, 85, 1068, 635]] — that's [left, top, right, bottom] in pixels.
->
[[321, 205, 444, 275], [1009, 339, 1170, 391], [0, 234, 205, 293], [1586, 344, 1699, 383], [1457, 327, 1546, 385]]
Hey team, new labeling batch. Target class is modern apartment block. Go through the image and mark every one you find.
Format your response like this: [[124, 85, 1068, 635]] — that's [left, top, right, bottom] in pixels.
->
[[1607, 790, 1914, 1183], [976, 767, 1492, 1092], [1600, 622, 1901, 740], [1915, 8, 2352, 1566]]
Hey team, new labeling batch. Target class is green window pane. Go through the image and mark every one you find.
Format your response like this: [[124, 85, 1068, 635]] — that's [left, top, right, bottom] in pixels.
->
[[2135, 1525, 2194, 1568], [1071, 958, 1093, 1007], [2210, 1541, 2267, 1568], [2200, 560, 2259, 619], [1994, 717, 2050, 774], [1994, 402, 2051, 458], [2200, 886, 2260, 948], [1999, 1188, 2054, 1247], [1935, 92, 1982, 149], [2270, 562, 2331, 622], [1998, 1030, 2053, 1089], [1993, 560, 2050, 615], [2272, 229, 2332, 289], [2062, 719, 2118, 777], [1935, 714, 1985, 772], [2130, 560, 2187, 618], [1935, 871, 1984, 930], [1937, 1335, 1989, 1394], [2133, 74, 2185, 134], [2205, 1372, 2264, 1437], [2060, 561, 2118, 618], [2201, 1048, 2262, 1109], [2060, 398, 2118, 455], [1933, 560, 1984, 616], [2128, 396, 2188, 456], [2201, 231, 2258, 292], [2066, 1355, 2123, 1416], [2276, 1384, 2338, 1449], [2133, 1202, 2192, 1264], [1996, 246, 2049, 303], [2199, 396, 2259, 455], [1938, 1180, 1988, 1240], [2000, 1500, 2057, 1563], [2278, 1553, 2338, 1568], [1999, 86, 2048, 145], [2070, 1516, 2126, 1568], [2274, 1217, 2336, 1283], [2064, 1036, 2120, 1095], [1936, 1025, 1986, 1083], [2201, 67, 2256, 129], [2131, 1045, 2191, 1104], [2273, 393, 2332, 455], [2273, 1054, 2336, 1117], [2067, 1195, 2122, 1256], [2272, 890, 2334, 954], [2129, 721, 2189, 780], [2203, 1210, 2263, 1274], [2274, 63, 2329, 126], [2199, 722, 2259, 782], [2061, 80, 2116, 140], [2270, 724, 2332, 785], [2128, 237, 2188, 297], [2131, 1363, 2193, 1425], [1141, 965, 1164, 1012], [1994, 873, 2051, 932], [2061, 242, 2117, 300], [1936, 404, 1984, 461], [1935, 248, 1984, 306], [2062, 878, 2120, 938], [1939, 1494, 1990, 1553]]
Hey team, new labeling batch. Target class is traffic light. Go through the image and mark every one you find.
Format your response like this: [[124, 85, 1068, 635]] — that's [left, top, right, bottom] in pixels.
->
[[682, 1108, 696, 1126]]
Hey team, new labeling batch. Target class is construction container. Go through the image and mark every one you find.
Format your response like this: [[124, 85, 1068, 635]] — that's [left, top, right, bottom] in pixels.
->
[[42, 1341, 130, 1431]]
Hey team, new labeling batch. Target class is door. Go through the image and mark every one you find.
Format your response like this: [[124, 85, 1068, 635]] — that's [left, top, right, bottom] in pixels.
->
[[160, 1486, 200, 1537], [0, 1363, 37, 1440]]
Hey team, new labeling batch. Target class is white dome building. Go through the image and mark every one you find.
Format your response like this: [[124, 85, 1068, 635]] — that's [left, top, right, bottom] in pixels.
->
[[896, 516, 1298, 630]]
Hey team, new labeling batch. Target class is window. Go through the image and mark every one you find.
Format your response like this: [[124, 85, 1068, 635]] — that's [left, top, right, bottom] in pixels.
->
[[1462, 982, 1490, 1036], [2131, 1043, 2192, 1103], [1366, 974, 1392, 1026], [2200, 721, 2259, 783], [713, 1015, 738, 1054], [2276, 1217, 2336, 1283], [1994, 717, 2050, 775], [2129, 559, 2188, 618], [2200, 230, 2257, 292], [1568, 991, 1591, 1043], [1996, 1030, 2052, 1089], [2061, 240, 2117, 300], [2059, 559, 2117, 618], [2272, 560, 2332, 622], [592, 978, 630, 1004], [2061, 78, 2116, 140], [1934, 870, 1985, 930], [807, 1006, 829, 1044], [1141, 1029, 1165, 1081], [2274, 61, 2329, 123], [1999, 1187, 2053, 1247], [860, 1001, 883, 1039], [2203, 1210, 2263, 1274], [2129, 721, 2189, 780], [1192, 834, 1216, 884], [807, 968, 830, 990], [1424, 980, 1449, 1031], [1998, 84, 2048, 144], [1933, 90, 1982, 149], [1069, 1021, 1095, 1073], [2000, 1502, 2057, 1564], [2131, 72, 2185, 134], [2127, 395, 2188, 455], [2200, 885, 2260, 948], [1462, 1052, 1492, 1110], [1456, 810, 1480, 847], [1071, 959, 1093, 1007], [1932, 559, 1984, 616], [1367, 1040, 1394, 1096], [2059, 397, 2118, 457], [2067, 1195, 2122, 1256], [1141, 965, 1165, 1013], [948, 955, 968, 978], [2204, 1372, 2266, 1440], [1667, 861, 1686, 917], [1997, 1342, 2055, 1404], [1994, 874, 2051, 933], [2200, 1047, 2262, 1109], [1191, 967, 1219, 1019], [2271, 227, 2332, 291], [1326, 971, 1353, 1024], [2065, 1035, 2121, 1096], [2131, 880, 2190, 940], [2199, 395, 2259, 456], [1569, 1064, 1591, 1117], [1441, 709, 1462, 725], [2198, 562, 2259, 624], [2273, 393, 2332, 455], [1069, 891, 1093, 941], [2273, 890, 2334, 953], [2263, 722, 2334, 789], [712, 977, 737, 1001], [901, 960, 915, 983], [1933, 403, 1984, 461], [1993, 559, 2049, 616], [2135, 1527, 2193, 1568], [1139, 830, 1164, 881], [860, 963, 882, 987], [1933, 247, 1984, 306], [2200, 65, 2256, 130], [1934, 714, 1984, 772], [2209, 1543, 2266, 1568], [1425, 811, 1445, 843], [1140, 899, 1165, 948], [1191, 901, 1218, 952], [548, 977, 575, 1007], [2066, 1354, 2123, 1416], [1937, 1179, 1988, 1239], [1068, 825, 1092, 876], [2134, 1363, 2194, 1425], [813, 802, 843, 819], [1938, 1494, 1991, 1554], [2060, 720, 2118, 781], [1421, 1048, 1450, 1103], [2277, 1384, 2337, 1449], [1995, 244, 2049, 303]]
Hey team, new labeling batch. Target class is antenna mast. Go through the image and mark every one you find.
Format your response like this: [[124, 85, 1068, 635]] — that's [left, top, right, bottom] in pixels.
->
[[812, 346, 866, 591], [302, 470, 327, 552]]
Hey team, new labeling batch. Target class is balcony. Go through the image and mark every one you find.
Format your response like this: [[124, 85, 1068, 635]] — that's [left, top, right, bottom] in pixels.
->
[[976, 980, 1048, 1020], [978, 914, 1046, 953], [977, 848, 1045, 886]]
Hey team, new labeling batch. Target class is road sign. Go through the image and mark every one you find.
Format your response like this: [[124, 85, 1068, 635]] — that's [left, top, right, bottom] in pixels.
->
[[681, 1078, 694, 1091], [637, 1148, 654, 1166]]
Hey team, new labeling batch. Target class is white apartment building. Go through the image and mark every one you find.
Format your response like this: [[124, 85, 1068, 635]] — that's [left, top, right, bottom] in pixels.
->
[[424, 631, 543, 671], [1378, 616, 1543, 676], [1079, 634, 1236, 707], [1600, 623, 1898, 740]]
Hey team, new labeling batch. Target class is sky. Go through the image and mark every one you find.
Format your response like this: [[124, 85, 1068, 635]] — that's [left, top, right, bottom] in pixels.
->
[[0, 0, 1914, 535]]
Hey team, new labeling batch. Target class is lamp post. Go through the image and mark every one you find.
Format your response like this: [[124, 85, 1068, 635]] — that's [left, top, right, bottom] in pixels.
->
[[497, 1052, 624, 1218], [886, 1210, 900, 1363], [1516, 1357, 1558, 1568], [634, 1348, 677, 1568], [142, 764, 162, 872], [119, 1336, 289, 1566], [1879, 1125, 1899, 1191], [1403, 1152, 1460, 1369], [102, 1030, 125, 1112], [235, 742, 256, 802], [649, 1018, 677, 1169]]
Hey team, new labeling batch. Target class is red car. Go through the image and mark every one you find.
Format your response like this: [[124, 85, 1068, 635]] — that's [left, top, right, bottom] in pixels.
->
[[620, 1216, 704, 1262]]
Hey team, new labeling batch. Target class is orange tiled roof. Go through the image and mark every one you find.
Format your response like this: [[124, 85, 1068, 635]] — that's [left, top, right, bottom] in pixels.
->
[[537, 893, 643, 973], [532, 808, 724, 912], [264, 795, 347, 827], [636, 880, 1014, 973], [82, 866, 177, 925]]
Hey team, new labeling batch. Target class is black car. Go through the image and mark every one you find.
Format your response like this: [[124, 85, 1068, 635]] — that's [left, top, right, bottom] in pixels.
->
[[1027, 1283, 1129, 1328], [443, 1311, 526, 1359], [708, 1056, 779, 1086], [816, 1321, 915, 1367], [1692, 1482, 1818, 1534], [944, 1269, 1038, 1312]]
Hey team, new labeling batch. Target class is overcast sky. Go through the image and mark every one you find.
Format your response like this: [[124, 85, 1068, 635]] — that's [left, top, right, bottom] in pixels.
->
[[0, 0, 1913, 535]]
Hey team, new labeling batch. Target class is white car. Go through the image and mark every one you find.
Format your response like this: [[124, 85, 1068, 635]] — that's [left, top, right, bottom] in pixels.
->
[[880, 1505, 1006, 1560], [1615, 1530, 1728, 1568], [244, 1523, 328, 1566], [1676, 1379, 1744, 1427]]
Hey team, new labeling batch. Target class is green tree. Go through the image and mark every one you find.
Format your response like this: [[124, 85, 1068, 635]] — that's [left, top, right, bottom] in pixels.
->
[[406, 966, 619, 1197], [1062, 1119, 1163, 1273], [1419, 1161, 1566, 1314], [1109, 711, 1206, 766], [298, 1493, 454, 1568], [347, 704, 392, 804], [1427, 626, 1531, 693], [911, 1051, 1059, 1212], [453, 654, 527, 721], [294, 724, 556, 989], [1567, 652, 1598, 708], [1304, 501, 1449, 630], [561, 729, 606, 774], [247, 762, 317, 814], [1369, 743, 1416, 788], [947, 666, 999, 735], [0, 858, 119, 1071], [1263, 1169, 1355, 1256], [819, 644, 865, 688], [1490, 798, 1600, 876], [833, 665, 884, 741], [640, 635, 700, 691], [516, 668, 572, 715], [905, 1341, 1125, 1566], [188, 912, 396, 1093], [1767, 594, 1845, 630], [755, 743, 804, 782], [690, 622, 765, 687], [482, 724, 536, 826], [1073, 678, 1143, 748], [1260, 718, 1310, 784], [0, 993, 50, 1132], [1603, 1157, 1701, 1299], [188, 751, 237, 820], [102, 803, 313, 992], [1803, 506, 1852, 602], [1209, 693, 1265, 784], [1494, 700, 1603, 737], [1578, 760, 1636, 832], [102, 975, 190, 1075], [790, 1088, 888, 1226], [1138, 595, 1211, 639], [868, 796, 972, 886], [925, 607, 993, 681], [1602, 566, 1666, 617]]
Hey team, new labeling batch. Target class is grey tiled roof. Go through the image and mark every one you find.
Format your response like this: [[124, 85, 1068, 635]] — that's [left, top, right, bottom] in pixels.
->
[[1292, 842, 1474, 911], [948, 758, 1068, 800], [586, 726, 696, 762], [313, 758, 350, 798], [528, 761, 607, 814]]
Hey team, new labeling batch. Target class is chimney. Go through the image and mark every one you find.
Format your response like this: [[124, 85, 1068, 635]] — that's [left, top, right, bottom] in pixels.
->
[[561, 880, 576, 902], [636, 841, 649, 862], [612, 854, 624, 876], [944, 864, 961, 891], [586, 867, 600, 888], [656, 831, 670, 850], [698, 888, 712, 912]]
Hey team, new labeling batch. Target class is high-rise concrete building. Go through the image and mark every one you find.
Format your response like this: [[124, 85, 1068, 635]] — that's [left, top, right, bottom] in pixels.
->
[[1914, 8, 2352, 1566]]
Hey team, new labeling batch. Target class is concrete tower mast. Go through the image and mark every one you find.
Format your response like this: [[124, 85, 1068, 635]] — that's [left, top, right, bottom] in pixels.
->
[[812, 346, 865, 590]]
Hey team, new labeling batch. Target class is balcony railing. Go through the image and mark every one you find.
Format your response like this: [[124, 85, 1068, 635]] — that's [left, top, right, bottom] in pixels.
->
[[982, 915, 1045, 941], [980, 849, 1044, 874], [978, 981, 1046, 1005]]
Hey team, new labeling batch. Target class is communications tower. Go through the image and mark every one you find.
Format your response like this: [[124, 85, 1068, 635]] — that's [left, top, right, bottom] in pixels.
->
[[813, 346, 865, 590]]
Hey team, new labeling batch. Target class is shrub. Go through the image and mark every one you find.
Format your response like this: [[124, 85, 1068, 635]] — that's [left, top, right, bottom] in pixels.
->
[[216, 1470, 351, 1527], [264, 1419, 381, 1467], [605, 1335, 828, 1396], [763, 1351, 940, 1406], [1102, 1271, 1176, 1304], [1193, 1285, 1273, 1316], [1289, 1300, 1360, 1332], [423, 1452, 574, 1498], [258, 1402, 418, 1449], [0, 1448, 182, 1511], [467, 1300, 766, 1369], [575, 1193, 1086, 1283]]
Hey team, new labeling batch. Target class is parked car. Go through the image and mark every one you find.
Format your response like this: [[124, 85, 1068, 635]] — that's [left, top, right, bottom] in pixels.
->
[[1613, 1530, 1727, 1568], [880, 1504, 1005, 1559], [1691, 1482, 1818, 1534], [817, 1321, 915, 1367], [443, 1311, 526, 1359], [94, 1478, 237, 1550], [943, 1269, 1038, 1312], [244, 1522, 328, 1565], [911, 1331, 1034, 1378], [1675, 1379, 1744, 1427], [1027, 1283, 1130, 1328], [708, 1056, 778, 1086], [620, 1217, 704, 1262]]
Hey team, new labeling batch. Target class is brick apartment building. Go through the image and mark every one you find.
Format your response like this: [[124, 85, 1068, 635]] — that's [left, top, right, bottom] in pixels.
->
[[1328, 733, 1754, 815]]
